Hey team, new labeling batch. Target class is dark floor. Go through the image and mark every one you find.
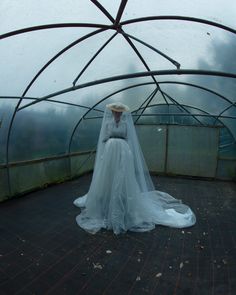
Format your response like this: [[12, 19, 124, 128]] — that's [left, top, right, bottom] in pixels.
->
[[0, 174, 236, 295]]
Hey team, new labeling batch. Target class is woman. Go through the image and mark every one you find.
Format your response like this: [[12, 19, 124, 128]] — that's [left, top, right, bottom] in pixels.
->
[[73, 102, 196, 234]]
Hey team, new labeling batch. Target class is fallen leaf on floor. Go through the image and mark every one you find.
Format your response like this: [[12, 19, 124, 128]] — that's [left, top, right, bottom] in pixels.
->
[[195, 244, 204, 250], [93, 262, 103, 269], [106, 250, 112, 254], [155, 273, 162, 278], [136, 276, 141, 281], [137, 258, 141, 262], [180, 262, 184, 269]]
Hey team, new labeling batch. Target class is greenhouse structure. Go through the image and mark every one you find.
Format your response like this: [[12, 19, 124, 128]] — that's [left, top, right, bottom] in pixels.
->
[[0, 1, 235, 294]]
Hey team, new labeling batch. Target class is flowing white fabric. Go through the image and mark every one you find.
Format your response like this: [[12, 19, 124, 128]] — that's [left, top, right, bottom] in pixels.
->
[[73, 107, 196, 234]]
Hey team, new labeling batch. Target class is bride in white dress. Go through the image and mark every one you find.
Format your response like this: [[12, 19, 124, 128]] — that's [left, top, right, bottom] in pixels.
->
[[73, 102, 196, 234]]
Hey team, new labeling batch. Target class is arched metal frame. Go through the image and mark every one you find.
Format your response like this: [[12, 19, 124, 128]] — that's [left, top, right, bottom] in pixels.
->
[[80, 102, 236, 146], [134, 104, 236, 144], [72, 102, 236, 167], [1, 0, 236, 194]]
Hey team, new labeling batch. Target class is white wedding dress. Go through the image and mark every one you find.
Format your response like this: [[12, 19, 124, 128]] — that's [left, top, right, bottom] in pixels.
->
[[73, 107, 196, 234]]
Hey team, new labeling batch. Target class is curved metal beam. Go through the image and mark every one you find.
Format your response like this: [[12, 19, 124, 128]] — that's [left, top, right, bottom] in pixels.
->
[[114, 0, 128, 28], [121, 16, 236, 35], [4, 29, 107, 195], [80, 102, 236, 141], [70, 103, 235, 174], [90, 0, 115, 23], [163, 90, 204, 125], [22, 28, 108, 97], [5, 80, 234, 117], [134, 103, 224, 121], [0, 96, 103, 112], [121, 31, 180, 69], [81, 101, 236, 143], [0, 23, 112, 41], [213, 102, 236, 125], [157, 81, 236, 107], [120, 31, 169, 105], [134, 88, 159, 123], [17, 69, 236, 111], [137, 104, 236, 143], [133, 87, 158, 114], [73, 31, 118, 86], [134, 103, 236, 142]]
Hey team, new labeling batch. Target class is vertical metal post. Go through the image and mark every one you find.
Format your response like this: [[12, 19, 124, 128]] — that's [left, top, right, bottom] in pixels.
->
[[164, 125, 169, 173]]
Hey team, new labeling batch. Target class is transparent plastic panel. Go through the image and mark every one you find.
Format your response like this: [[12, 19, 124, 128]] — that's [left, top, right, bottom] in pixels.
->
[[71, 153, 95, 176], [9, 158, 70, 195], [123, 0, 236, 30], [167, 125, 219, 177], [136, 104, 202, 126], [219, 127, 236, 159], [23, 76, 154, 111], [220, 117, 236, 142], [83, 109, 104, 120], [97, 0, 121, 21], [71, 118, 102, 153], [20, 30, 114, 98], [123, 21, 236, 72], [0, 167, 9, 201], [0, 99, 18, 163], [9, 100, 85, 162], [96, 84, 157, 112], [0, 27, 96, 96], [0, 0, 110, 34], [216, 159, 236, 180], [151, 76, 236, 118], [75, 33, 153, 86], [126, 37, 178, 71], [136, 125, 167, 172]]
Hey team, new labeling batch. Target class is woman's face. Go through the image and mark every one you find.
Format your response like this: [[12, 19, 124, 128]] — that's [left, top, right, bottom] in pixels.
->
[[112, 111, 122, 123]]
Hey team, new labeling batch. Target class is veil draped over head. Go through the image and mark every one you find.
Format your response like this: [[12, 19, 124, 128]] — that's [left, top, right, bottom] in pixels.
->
[[93, 107, 155, 193]]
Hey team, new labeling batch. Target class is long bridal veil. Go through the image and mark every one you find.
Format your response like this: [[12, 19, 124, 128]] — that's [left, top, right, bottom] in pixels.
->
[[73, 106, 196, 234]]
